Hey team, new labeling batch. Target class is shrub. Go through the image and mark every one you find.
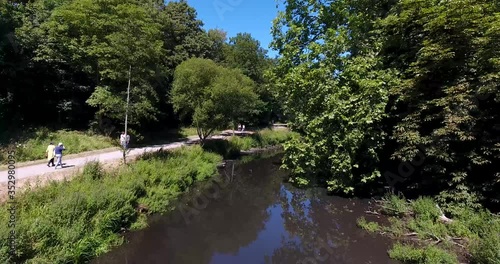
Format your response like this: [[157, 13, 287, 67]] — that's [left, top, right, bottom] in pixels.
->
[[357, 217, 380, 232], [381, 194, 410, 217], [411, 197, 441, 222], [388, 243, 458, 264]]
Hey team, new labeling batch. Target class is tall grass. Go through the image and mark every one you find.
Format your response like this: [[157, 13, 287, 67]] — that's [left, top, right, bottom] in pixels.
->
[[0, 128, 116, 163], [0, 146, 222, 263]]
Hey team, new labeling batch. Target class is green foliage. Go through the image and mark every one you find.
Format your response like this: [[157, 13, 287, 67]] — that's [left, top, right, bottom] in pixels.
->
[[0, 128, 116, 162], [271, 0, 400, 195], [0, 145, 222, 263], [470, 232, 500, 264], [356, 217, 380, 233], [223, 32, 268, 84], [381, 193, 410, 217], [411, 197, 441, 222], [388, 243, 458, 264], [381, 0, 500, 206], [202, 139, 241, 159], [273, 0, 499, 210], [17, 0, 164, 126], [376, 195, 500, 263], [170, 58, 261, 142], [1, 0, 253, 136]]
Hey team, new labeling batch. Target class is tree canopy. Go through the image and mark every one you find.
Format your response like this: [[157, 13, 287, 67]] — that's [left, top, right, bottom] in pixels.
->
[[171, 58, 260, 142], [0, 0, 273, 139], [271, 0, 500, 209]]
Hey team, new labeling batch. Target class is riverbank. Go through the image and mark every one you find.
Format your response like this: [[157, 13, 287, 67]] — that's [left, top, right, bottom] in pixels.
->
[[0, 129, 295, 263], [357, 194, 500, 263]]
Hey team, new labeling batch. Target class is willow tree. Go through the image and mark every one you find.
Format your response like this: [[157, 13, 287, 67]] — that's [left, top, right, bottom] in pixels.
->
[[270, 0, 398, 194]]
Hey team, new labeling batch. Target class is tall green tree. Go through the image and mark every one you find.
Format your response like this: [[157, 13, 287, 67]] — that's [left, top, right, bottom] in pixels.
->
[[270, 0, 398, 194], [223, 32, 281, 125], [206, 28, 227, 63], [380, 0, 500, 208], [170, 58, 259, 143], [18, 0, 164, 131], [223, 32, 268, 84]]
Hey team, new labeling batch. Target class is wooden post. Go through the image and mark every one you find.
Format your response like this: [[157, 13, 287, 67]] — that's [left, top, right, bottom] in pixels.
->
[[123, 65, 131, 164]]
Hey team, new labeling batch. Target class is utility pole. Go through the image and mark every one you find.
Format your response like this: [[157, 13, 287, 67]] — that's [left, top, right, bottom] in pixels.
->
[[123, 65, 131, 164]]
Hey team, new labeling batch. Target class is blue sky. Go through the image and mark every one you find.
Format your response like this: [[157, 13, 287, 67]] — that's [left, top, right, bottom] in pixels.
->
[[183, 0, 283, 58]]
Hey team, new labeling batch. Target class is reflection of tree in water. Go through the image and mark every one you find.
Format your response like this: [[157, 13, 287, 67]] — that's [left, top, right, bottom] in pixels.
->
[[266, 187, 356, 264], [163, 156, 286, 264]]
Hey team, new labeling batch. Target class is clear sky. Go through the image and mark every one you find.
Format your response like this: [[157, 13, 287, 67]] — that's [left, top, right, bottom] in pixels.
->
[[183, 0, 283, 58]]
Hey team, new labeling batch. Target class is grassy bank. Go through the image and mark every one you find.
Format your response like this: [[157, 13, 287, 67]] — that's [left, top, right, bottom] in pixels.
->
[[0, 129, 293, 263], [357, 194, 500, 263]]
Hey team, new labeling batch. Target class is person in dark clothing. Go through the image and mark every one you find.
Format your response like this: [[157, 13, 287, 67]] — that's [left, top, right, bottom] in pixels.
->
[[54, 142, 66, 169]]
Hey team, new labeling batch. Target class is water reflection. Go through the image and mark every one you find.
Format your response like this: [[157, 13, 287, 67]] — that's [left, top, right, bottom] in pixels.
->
[[93, 155, 397, 264]]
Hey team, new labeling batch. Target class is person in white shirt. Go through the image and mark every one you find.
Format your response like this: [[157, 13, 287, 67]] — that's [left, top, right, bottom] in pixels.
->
[[120, 132, 130, 149]]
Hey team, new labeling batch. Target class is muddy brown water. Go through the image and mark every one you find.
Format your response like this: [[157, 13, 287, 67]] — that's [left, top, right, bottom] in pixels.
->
[[93, 154, 400, 264]]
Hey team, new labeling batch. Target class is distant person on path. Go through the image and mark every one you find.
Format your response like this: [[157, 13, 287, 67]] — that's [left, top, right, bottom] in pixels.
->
[[54, 142, 66, 169], [238, 124, 242, 132], [120, 132, 130, 149], [46, 142, 55, 167], [242, 124, 246, 132]]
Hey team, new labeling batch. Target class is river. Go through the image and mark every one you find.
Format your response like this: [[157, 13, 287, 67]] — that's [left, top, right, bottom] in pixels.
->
[[93, 154, 399, 264]]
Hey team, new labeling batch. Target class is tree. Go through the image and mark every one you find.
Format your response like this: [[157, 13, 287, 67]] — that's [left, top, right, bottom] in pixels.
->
[[206, 28, 227, 63], [17, 0, 164, 132], [170, 58, 260, 143], [223, 32, 280, 125], [270, 0, 398, 194], [271, 0, 500, 209], [160, 0, 214, 72], [380, 0, 500, 208], [223, 33, 268, 84]]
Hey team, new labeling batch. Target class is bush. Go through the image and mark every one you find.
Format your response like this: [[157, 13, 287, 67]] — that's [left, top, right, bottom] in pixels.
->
[[388, 243, 458, 264], [381, 194, 410, 217], [357, 217, 380, 232], [470, 232, 500, 264], [411, 197, 441, 222]]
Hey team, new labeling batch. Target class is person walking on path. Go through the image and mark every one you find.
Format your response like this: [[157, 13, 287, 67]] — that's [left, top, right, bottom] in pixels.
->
[[120, 132, 130, 149], [46, 142, 55, 167], [54, 142, 66, 169]]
